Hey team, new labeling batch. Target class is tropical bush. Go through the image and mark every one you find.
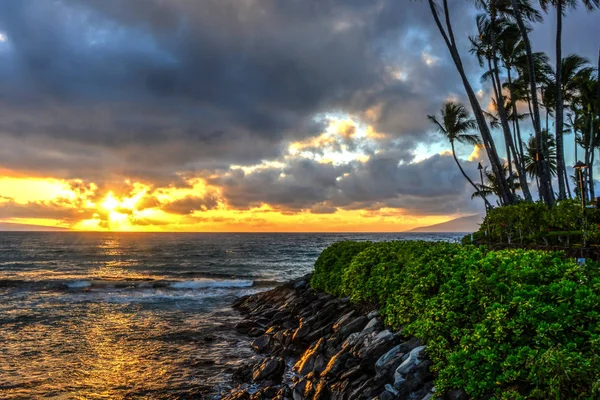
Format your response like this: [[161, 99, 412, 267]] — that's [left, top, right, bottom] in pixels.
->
[[467, 200, 600, 246], [310, 240, 371, 296], [312, 240, 600, 399]]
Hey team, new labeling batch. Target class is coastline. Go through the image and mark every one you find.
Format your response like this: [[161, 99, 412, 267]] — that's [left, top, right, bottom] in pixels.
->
[[220, 274, 455, 400]]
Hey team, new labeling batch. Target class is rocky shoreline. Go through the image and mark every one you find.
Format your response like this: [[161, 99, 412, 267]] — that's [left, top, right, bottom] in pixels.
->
[[221, 274, 465, 400]]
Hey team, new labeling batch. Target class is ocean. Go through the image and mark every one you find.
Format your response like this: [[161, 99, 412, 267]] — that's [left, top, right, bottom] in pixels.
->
[[0, 232, 464, 399]]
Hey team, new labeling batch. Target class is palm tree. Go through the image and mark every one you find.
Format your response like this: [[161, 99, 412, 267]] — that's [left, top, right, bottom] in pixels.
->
[[524, 132, 558, 194], [424, 0, 515, 206], [542, 0, 599, 200], [470, 14, 533, 201], [428, 102, 493, 209], [508, 0, 555, 205], [471, 164, 522, 206]]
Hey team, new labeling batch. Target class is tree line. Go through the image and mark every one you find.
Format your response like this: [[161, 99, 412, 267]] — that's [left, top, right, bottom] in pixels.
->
[[426, 0, 599, 207]]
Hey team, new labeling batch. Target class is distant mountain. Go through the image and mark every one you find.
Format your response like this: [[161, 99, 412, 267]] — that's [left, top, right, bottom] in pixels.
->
[[0, 222, 69, 231], [410, 214, 483, 233]]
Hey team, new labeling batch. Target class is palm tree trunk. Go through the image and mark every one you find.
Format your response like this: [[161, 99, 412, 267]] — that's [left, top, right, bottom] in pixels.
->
[[451, 141, 493, 209], [589, 112, 596, 201], [584, 145, 590, 202], [564, 167, 572, 199], [508, 69, 526, 171], [428, 0, 514, 205], [510, 0, 554, 206], [490, 59, 532, 200], [555, 0, 567, 200]]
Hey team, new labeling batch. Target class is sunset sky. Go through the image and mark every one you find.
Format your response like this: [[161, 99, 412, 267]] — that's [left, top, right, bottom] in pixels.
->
[[0, 1, 598, 232]]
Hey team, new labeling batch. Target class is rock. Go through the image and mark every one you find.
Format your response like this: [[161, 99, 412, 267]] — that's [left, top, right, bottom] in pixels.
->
[[322, 350, 352, 378], [293, 379, 314, 399], [375, 344, 404, 370], [304, 322, 334, 343], [395, 345, 426, 376], [313, 380, 329, 400], [252, 356, 285, 381], [293, 338, 325, 375], [337, 316, 368, 338], [313, 354, 327, 375], [232, 363, 254, 384], [282, 319, 299, 330], [445, 389, 468, 400], [376, 390, 395, 400], [250, 335, 270, 353], [292, 322, 312, 343], [357, 330, 398, 368], [363, 317, 383, 332], [332, 310, 356, 332], [247, 327, 265, 337], [338, 365, 363, 381], [294, 279, 308, 290], [235, 320, 256, 334], [384, 383, 399, 396], [367, 310, 379, 319]]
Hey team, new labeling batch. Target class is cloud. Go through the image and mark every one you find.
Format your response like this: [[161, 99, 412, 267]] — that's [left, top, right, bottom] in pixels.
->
[[161, 194, 220, 215], [0, 0, 596, 221]]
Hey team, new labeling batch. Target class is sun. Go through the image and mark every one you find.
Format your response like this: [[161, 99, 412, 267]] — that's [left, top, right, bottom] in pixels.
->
[[101, 192, 120, 211]]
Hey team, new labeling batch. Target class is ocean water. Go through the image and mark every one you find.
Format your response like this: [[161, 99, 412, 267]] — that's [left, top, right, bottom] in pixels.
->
[[0, 232, 464, 399]]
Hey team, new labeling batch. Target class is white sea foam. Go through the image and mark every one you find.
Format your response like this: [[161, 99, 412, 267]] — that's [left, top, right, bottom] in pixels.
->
[[65, 280, 92, 289], [169, 279, 254, 290]]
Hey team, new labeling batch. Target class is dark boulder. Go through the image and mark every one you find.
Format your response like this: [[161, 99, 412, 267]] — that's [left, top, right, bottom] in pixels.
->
[[252, 356, 285, 382]]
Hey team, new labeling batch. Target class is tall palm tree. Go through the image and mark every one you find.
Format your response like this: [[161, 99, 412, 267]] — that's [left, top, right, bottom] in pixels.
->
[[470, 14, 533, 201], [428, 102, 493, 209], [508, 0, 555, 205], [542, 0, 599, 200], [424, 0, 515, 206]]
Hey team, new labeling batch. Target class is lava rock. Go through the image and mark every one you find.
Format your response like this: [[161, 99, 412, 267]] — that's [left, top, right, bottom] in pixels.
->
[[251, 335, 271, 353], [252, 356, 285, 382]]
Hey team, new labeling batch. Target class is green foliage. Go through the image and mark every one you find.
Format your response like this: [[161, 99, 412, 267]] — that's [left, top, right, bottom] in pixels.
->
[[473, 200, 600, 246], [310, 240, 372, 296], [312, 240, 600, 399]]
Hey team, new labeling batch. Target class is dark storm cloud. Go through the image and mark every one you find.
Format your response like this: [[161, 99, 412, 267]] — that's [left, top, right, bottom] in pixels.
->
[[161, 194, 220, 215], [0, 0, 478, 177], [211, 152, 484, 216], [210, 159, 349, 210]]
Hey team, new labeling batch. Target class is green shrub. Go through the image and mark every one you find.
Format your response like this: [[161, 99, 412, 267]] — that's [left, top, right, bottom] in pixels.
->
[[310, 240, 372, 296], [312, 240, 600, 399], [472, 200, 600, 246]]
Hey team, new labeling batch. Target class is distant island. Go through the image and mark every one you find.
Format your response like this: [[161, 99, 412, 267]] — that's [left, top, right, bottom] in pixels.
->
[[409, 214, 483, 233]]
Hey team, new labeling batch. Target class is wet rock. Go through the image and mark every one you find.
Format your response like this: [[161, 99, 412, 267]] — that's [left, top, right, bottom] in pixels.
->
[[304, 322, 334, 343], [332, 310, 356, 332], [232, 363, 254, 384], [235, 320, 256, 334], [322, 350, 352, 378], [338, 316, 368, 338], [313, 380, 329, 400], [248, 327, 265, 337], [293, 337, 325, 375], [292, 322, 312, 343], [250, 335, 270, 353], [252, 356, 285, 382], [313, 354, 327, 375]]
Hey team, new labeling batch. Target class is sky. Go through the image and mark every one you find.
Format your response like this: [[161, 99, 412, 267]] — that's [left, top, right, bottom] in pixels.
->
[[0, 0, 598, 232]]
